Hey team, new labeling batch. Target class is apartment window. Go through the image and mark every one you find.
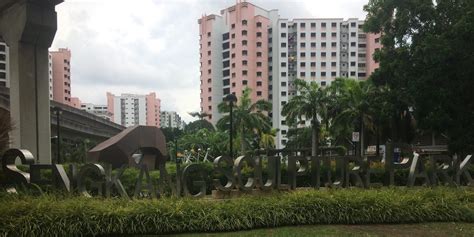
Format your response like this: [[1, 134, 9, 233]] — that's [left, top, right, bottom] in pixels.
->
[[281, 52, 287, 57], [281, 91, 287, 96], [281, 33, 287, 38], [256, 42, 262, 47], [281, 120, 286, 125], [321, 72, 326, 77], [231, 53, 235, 58], [321, 62, 326, 67], [208, 60, 211, 65], [300, 62, 306, 67], [242, 50, 248, 56], [257, 71, 262, 77], [232, 73, 236, 78], [207, 32, 211, 37], [242, 60, 248, 65], [281, 23, 286, 28], [208, 69, 211, 74], [331, 42, 337, 48], [243, 70, 248, 76], [321, 32, 326, 38], [359, 53, 366, 58], [231, 23, 235, 29], [300, 42, 306, 48], [208, 96, 212, 101], [300, 52, 306, 57], [257, 81, 262, 86], [311, 72, 316, 77], [243, 80, 248, 85], [281, 62, 287, 67], [321, 52, 326, 57], [223, 42, 229, 49], [351, 42, 356, 47], [351, 61, 356, 66], [281, 42, 287, 48], [351, 52, 356, 57], [351, 71, 356, 76], [242, 20, 247, 25], [257, 52, 262, 57], [300, 33, 306, 38], [358, 72, 367, 77], [256, 22, 262, 27], [207, 78, 211, 83], [331, 52, 336, 57], [242, 40, 248, 46], [232, 63, 235, 68], [232, 82, 236, 87], [331, 32, 337, 37], [321, 22, 326, 28], [281, 72, 287, 77], [257, 62, 262, 67], [331, 62, 337, 67], [300, 72, 306, 77], [358, 63, 366, 67], [281, 82, 287, 86], [311, 42, 316, 48], [321, 81, 327, 86], [300, 22, 305, 28], [257, 91, 262, 96], [311, 22, 316, 28], [207, 51, 211, 56], [375, 37, 380, 43], [223, 69, 230, 77], [231, 43, 235, 48], [256, 32, 262, 37], [331, 22, 337, 28], [321, 42, 326, 48], [351, 32, 356, 37], [351, 22, 356, 27], [359, 43, 366, 48], [242, 30, 247, 36], [310, 62, 316, 67], [331, 71, 337, 76], [231, 33, 235, 39], [311, 32, 316, 38]]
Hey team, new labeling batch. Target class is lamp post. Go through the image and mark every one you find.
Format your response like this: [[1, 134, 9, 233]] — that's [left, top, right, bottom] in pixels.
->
[[53, 107, 62, 164], [224, 94, 237, 158]]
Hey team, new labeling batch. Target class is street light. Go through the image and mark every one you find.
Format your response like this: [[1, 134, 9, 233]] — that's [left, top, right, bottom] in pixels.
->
[[224, 94, 237, 158], [52, 106, 62, 164]]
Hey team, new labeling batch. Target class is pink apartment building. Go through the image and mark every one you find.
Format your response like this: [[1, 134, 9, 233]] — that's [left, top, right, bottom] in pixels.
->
[[50, 48, 73, 106], [199, 1, 278, 124], [106, 92, 160, 127]]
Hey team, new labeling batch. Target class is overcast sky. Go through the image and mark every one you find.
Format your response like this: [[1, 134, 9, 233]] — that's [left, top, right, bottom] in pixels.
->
[[51, 0, 368, 122]]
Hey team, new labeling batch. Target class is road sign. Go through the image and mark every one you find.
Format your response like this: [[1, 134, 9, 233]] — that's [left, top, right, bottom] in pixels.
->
[[352, 132, 360, 142]]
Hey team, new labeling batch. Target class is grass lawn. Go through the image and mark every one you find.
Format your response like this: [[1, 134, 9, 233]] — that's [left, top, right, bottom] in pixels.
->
[[175, 222, 474, 237]]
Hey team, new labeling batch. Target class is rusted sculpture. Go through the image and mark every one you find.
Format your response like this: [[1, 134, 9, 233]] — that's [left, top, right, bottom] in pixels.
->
[[87, 125, 167, 170]]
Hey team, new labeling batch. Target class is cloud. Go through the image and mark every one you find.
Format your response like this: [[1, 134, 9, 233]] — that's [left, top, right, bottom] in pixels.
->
[[52, 0, 368, 122]]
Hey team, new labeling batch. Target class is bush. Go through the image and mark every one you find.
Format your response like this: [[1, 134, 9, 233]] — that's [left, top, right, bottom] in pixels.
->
[[0, 187, 473, 236]]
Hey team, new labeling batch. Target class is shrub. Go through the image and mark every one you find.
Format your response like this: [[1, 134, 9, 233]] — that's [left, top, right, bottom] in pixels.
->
[[0, 187, 473, 236]]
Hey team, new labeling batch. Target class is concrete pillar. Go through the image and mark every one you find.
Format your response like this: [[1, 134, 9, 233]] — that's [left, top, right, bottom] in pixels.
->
[[0, 0, 63, 164]]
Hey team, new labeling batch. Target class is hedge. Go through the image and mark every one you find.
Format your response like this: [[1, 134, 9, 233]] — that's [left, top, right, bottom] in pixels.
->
[[0, 187, 473, 236]]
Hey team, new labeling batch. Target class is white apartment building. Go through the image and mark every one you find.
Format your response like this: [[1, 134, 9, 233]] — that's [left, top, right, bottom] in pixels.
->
[[160, 111, 185, 129], [107, 92, 161, 128], [0, 40, 9, 88], [80, 103, 112, 121]]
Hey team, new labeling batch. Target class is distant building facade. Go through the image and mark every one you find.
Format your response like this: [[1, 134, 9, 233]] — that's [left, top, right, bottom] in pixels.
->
[[106, 92, 161, 127], [160, 111, 185, 129]]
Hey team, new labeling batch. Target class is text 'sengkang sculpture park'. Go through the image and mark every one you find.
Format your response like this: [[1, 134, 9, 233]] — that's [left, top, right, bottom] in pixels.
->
[[1, 126, 473, 199]]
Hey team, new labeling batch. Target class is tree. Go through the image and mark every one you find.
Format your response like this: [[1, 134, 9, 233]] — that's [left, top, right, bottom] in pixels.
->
[[282, 79, 327, 156], [217, 88, 272, 155], [185, 119, 214, 133], [329, 78, 375, 156], [364, 0, 474, 153]]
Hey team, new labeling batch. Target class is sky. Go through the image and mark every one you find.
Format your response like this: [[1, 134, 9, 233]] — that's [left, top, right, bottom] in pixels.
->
[[51, 0, 368, 123]]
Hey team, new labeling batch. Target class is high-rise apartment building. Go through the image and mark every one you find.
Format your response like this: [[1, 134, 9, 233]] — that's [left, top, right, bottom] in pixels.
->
[[0, 39, 9, 88], [80, 103, 113, 121], [50, 48, 72, 106], [199, 1, 381, 148], [198, 1, 279, 124], [106, 92, 161, 127], [160, 111, 185, 129]]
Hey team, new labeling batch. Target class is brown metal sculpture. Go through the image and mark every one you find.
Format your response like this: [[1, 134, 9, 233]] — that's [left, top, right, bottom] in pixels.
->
[[87, 125, 167, 170]]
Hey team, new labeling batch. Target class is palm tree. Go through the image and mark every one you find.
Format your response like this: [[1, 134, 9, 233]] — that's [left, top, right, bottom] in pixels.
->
[[217, 88, 272, 155], [282, 79, 327, 156], [330, 78, 374, 156], [259, 128, 277, 150]]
